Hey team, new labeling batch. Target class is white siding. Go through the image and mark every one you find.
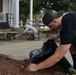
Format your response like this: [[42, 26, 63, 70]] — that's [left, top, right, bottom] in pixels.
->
[[3, 0, 9, 13], [2, 0, 19, 28], [3, 0, 12, 13]]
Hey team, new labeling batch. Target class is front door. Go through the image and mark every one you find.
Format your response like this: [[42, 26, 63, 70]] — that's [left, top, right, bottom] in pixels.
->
[[0, 0, 3, 12]]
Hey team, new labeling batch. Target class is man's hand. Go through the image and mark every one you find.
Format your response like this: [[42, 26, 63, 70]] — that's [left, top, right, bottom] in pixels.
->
[[27, 63, 38, 72]]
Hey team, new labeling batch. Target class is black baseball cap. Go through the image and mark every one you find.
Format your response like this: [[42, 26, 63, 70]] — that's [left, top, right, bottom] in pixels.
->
[[42, 10, 63, 26]]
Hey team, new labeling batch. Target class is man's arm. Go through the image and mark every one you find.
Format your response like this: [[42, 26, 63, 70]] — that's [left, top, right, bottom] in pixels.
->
[[23, 27, 29, 34], [27, 44, 71, 71]]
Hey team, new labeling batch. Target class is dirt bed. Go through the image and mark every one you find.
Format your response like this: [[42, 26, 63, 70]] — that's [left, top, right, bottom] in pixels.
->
[[0, 54, 65, 75]]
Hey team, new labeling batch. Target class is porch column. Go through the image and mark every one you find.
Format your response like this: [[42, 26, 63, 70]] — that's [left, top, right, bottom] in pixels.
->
[[15, 0, 19, 27], [30, 0, 33, 25]]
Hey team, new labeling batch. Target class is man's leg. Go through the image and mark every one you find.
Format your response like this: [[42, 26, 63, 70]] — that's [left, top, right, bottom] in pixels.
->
[[58, 57, 72, 72], [69, 44, 76, 69], [31, 34, 35, 40], [58, 45, 76, 75]]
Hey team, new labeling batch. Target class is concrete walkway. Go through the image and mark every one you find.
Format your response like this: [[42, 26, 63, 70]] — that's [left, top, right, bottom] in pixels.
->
[[0, 40, 73, 65], [0, 40, 43, 60]]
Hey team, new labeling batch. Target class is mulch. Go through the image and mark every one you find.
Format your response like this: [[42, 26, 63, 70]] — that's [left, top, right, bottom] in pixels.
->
[[0, 54, 65, 75]]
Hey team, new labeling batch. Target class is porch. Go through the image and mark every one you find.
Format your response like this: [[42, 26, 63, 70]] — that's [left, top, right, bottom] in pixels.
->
[[0, 0, 19, 40]]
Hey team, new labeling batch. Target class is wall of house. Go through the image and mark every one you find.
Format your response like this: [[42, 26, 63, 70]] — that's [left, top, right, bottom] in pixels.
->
[[3, 0, 12, 13], [3, 0, 9, 13], [2, 0, 19, 28]]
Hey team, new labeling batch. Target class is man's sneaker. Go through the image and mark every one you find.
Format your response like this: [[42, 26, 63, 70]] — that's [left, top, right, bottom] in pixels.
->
[[66, 67, 76, 75]]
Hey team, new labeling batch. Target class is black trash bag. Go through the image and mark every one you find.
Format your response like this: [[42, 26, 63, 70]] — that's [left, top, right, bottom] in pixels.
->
[[29, 39, 57, 64], [29, 39, 72, 72]]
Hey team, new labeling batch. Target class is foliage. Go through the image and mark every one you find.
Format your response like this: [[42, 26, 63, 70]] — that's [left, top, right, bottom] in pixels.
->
[[19, 0, 30, 17], [42, 0, 76, 12], [19, 0, 76, 17]]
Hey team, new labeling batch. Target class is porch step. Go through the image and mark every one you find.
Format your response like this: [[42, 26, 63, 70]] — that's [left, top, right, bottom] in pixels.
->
[[0, 29, 17, 40]]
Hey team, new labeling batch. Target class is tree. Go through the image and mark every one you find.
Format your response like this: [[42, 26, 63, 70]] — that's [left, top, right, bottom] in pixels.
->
[[19, 0, 30, 18], [41, 0, 76, 12], [19, 0, 76, 17]]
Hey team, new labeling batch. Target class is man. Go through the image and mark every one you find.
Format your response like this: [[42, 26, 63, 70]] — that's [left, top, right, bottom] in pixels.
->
[[23, 23, 38, 40], [15, 23, 38, 40], [27, 11, 76, 74]]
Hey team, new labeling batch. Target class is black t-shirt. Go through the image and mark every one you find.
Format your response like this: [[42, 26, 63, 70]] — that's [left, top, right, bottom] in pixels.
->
[[60, 12, 76, 45]]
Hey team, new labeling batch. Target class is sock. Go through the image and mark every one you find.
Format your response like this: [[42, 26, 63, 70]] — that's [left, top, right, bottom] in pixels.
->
[[72, 54, 76, 69]]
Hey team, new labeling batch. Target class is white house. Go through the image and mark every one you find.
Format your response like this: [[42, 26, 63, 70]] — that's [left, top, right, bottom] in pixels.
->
[[0, 0, 19, 28]]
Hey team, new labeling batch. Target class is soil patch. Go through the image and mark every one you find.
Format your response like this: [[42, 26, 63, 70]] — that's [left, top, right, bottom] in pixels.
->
[[0, 54, 65, 75]]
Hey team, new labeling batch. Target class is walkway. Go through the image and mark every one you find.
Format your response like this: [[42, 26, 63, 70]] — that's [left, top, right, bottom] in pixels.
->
[[0, 40, 73, 65]]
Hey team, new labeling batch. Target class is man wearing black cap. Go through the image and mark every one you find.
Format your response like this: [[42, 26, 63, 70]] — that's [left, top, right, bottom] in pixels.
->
[[27, 11, 76, 74]]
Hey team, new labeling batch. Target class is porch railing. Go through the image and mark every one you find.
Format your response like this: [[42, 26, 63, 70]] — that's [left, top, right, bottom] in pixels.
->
[[0, 12, 15, 29], [7, 13, 16, 28]]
